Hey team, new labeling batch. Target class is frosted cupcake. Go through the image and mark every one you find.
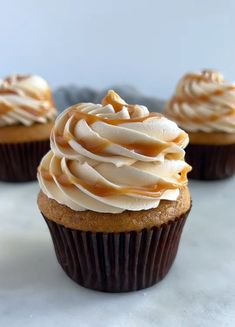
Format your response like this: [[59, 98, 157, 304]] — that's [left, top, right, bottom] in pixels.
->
[[165, 70, 235, 180], [0, 74, 57, 182], [37, 90, 192, 292]]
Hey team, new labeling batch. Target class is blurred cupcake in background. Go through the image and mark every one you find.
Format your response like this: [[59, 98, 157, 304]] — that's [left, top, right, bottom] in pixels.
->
[[165, 69, 235, 180], [0, 74, 57, 182]]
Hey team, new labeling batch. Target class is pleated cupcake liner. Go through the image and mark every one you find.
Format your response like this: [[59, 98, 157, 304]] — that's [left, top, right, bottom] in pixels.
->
[[43, 209, 190, 293], [0, 140, 50, 182], [186, 143, 235, 180]]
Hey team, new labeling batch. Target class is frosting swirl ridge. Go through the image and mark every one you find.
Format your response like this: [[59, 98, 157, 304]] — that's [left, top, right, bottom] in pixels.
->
[[0, 74, 56, 126], [165, 70, 235, 133], [38, 90, 191, 213]]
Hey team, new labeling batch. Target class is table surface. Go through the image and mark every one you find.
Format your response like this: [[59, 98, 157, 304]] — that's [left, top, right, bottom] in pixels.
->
[[0, 178, 235, 327]]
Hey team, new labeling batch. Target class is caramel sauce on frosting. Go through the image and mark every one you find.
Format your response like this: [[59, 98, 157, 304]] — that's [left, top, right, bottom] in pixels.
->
[[40, 162, 189, 198], [0, 74, 57, 126], [165, 69, 235, 133], [70, 109, 161, 125], [0, 89, 21, 96], [55, 130, 174, 158], [0, 102, 12, 115], [102, 90, 139, 114], [55, 100, 186, 158], [38, 90, 191, 213]]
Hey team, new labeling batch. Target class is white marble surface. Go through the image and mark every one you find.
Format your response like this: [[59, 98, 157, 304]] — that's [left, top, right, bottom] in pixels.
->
[[0, 179, 235, 327]]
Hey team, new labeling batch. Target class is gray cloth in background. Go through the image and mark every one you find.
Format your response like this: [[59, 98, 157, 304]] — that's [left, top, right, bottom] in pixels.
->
[[53, 85, 165, 113]]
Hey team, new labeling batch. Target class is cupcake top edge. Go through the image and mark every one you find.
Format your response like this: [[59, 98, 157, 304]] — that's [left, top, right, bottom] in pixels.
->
[[165, 69, 235, 133], [38, 90, 191, 214], [0, 74, 57, 127]]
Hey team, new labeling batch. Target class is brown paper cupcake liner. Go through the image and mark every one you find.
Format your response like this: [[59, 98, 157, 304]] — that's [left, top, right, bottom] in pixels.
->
[[43, 209, 190, 292], [0, 140, 50, 182], [186, 143, 235, 180]]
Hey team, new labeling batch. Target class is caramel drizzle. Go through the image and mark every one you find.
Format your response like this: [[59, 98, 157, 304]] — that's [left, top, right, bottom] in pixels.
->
[[55, 109, 186, 158], [40, 161, 191, 198], [170, 86, 235, 105], [167, 74, 235, 123], [69, 108, 162, 125], [0, 75, 54, 117], [179, 70, 225, 85], [57, 132, 186, 158], [0, 102, 12, 115], [167, 101, 235, 124], [0, 85, 52, 102], [0, 89, 21, 96], [101, 89, 143, 114], [0, 102, 51, 118], [4, 75, 29, 84], [54, 90, 186, 157], [40, 91, 190, 198], [167, 112, 229, 124], [20, 104, 51, 117]]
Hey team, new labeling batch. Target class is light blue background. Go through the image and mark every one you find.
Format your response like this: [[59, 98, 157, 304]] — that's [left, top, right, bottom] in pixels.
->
[[1, 0, 234, 98]]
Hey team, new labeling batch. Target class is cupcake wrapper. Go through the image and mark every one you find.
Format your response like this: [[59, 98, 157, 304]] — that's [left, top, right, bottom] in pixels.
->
[[43, 209, 190, 292], [0, 140, 50, 182], [186, 143, 235, 180]]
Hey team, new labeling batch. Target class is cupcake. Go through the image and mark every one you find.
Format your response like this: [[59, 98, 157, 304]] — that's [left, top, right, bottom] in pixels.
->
[[0, 74, 57, 182], [37, 90, 192, 292], [165, 69, 235, 180]]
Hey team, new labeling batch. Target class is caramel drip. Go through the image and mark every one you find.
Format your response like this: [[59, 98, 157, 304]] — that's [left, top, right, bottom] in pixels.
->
[[20, 88, 43, 101], [0, 74, 54, 117], [171, 86, 235, 106], [0, 102, 12, 115], [19, 104, 49, 117], [167, 81, 235, 123], [39, 168, 52, 181], [40, 91, 190, 200], [168, 107, 235, 124], [55, 107, 185, 157], [182, 74, 215, 83], [69, 109, 161, 126], [55, 135, 68, 147], [78, 138, 111, 155], [55, 129, 181, 158], [0, 103, 51, 118], [0, 86, 52, 102], [20, 87, 53, 102], [182, 70, 224, 84], [56, 174, 72, 187], [102, 90, 127, 112], [4, 75, 29, 84], [54, 90, 186, 160], [119, 141, 169, 157], [0, 88, 21, 96], [101, 89, 153, 116], [40, 162, 191, 198], [172, 132, 188, 145], [55, 133, 112, 156]]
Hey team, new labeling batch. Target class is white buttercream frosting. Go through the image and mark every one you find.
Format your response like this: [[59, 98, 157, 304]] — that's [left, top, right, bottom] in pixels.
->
[[165, 70, 235, 133], [0, 74, 57, 126], [38, 90, 191, 213]]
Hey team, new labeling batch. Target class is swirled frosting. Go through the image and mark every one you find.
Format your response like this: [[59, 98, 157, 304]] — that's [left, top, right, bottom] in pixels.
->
[[0, 74, 57, 126], [165, 70, 235, 133], [38, 90, 191, 213]]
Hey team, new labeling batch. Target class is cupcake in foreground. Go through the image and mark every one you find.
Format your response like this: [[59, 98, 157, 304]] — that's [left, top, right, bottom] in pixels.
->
[[0, 74, 57, 182], [37, 90, 192, 292], [165, 69, 235, 180]]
